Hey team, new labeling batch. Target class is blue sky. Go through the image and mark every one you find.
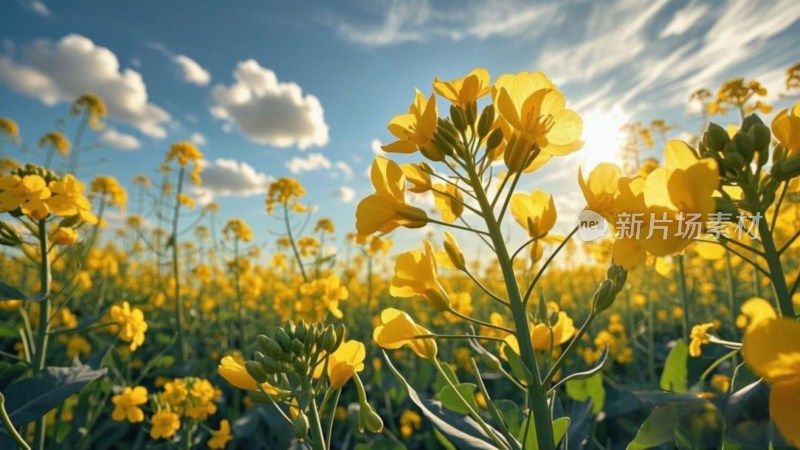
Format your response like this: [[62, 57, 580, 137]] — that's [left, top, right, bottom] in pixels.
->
[[1, 0, 799, 254]]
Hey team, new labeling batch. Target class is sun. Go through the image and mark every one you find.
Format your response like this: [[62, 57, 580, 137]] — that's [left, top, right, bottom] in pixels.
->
[[578, 106, 630, 171]]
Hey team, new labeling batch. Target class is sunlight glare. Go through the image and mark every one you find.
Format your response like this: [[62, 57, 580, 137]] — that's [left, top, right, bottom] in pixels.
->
[[578, 105, 629, 171]]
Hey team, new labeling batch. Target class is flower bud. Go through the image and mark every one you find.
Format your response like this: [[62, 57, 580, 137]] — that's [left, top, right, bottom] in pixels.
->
[[465, 101, 477, 128], [293, 412, 309, 439], [592, 280, 615, 314], [443, 232, 466, 271], [257, 334, 271, 353], [245, 360, 270, 383], [0, 221, 22, 247], [779, 155, 800, 179], [275, 328, 292, 352], [450, 105, 467, 132], [703, 123, 730, 153], [732, 133, 755, 163], [477, 105, 495, 138], [291, 338, 304, 356], [485, 128, 504, 152], [265, 338, 285, 360], [320, 325, 337, 353], [334, 324, 347, 350], [295, 321, 308, 342], [747, 123, 771, 155], [363, 407, 384, 433], [425, 287, 451, 312]]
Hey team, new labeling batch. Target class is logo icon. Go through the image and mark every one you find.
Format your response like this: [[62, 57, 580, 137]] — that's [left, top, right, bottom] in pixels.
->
[[577, 209, 609, 241]]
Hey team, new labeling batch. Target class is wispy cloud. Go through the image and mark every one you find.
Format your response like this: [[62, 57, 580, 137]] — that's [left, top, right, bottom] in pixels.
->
[[324, 0, 557, 47], [147, 42, 210, 86]]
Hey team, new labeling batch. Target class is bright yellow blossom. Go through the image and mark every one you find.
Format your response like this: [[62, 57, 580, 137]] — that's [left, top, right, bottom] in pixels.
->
[[149, 408, 180, 440], [742, 318, 800, 447], [390, 241, 450, 311], [111, 386, 148, 423], [208, 419, 233, 449], [356, 157, 428, 239], [109, 301, 148, 351], [433, 67, 491, 108], [373, 308, 437, 359]]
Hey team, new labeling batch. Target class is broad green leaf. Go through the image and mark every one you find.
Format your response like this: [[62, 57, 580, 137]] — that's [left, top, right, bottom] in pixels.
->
[[0, 281, 29, 301], [0, 323, 20, 339], [565, 372, 605, 414], [382, 352, 509, 450], [496, 399, 522, 436], [626, 405, 682, 450], [552, 417, 570, 446], [660, 340, 689, 393], [503, 345, 529, 384], [439, 383, 478, 415], [434, 361, 460, 393], [3, 364, 107, 427], [519, 415, 571, 450]]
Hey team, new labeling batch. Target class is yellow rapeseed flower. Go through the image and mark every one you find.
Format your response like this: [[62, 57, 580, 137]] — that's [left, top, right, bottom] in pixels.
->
[[433, 67, 491, 108], [373, 308, 437, 359], [390, 241, 450, 311], [492, 71, 583, 157], [326, 339, 366, 389], [355, 157, 428, 239], [149, 408, 181, 440], [109, 301, 148, 351], [689, 322, 715, 357], [742, 318, 800, 447], [772, 100, 800, 157], [382, 89, 439, 156], [111, 386, 148, 423], [208, 419, 233, 449]]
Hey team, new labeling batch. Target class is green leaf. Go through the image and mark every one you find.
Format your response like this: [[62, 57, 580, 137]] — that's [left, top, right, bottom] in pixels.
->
[[382, 352, 509, 450], [3, 364, 107, 427], [552, 417, 570, 447], [495, 399, 522, 436], [0, 323, 20, 339], [503, 345, 529, 384], [439, 383, 478, 415], [565, 372, 605, 414], [434, 361, 460, 393], [660, 340, 689, 393], [0, 281, 30, 301], [519, 415, 571, 450], [626, 405, 682, 450]]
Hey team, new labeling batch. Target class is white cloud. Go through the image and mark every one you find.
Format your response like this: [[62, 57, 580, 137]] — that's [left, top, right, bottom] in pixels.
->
[[190, 132, 207, 146], [195, 158, 272, 197], [332, 186, 355, 203], [335, 161, 353, 179], [371, 138, 385, 155], [100, 128, 140, 151], [286, 153, 331, 174], [173, 54, 210, 86], [148, 43, 210, 86], [24, 0, 51, 17], [326, 0, 556, 47], [210, 59, 329, 149], [0, 34, 171, 138], [660, 1, 710, 37]]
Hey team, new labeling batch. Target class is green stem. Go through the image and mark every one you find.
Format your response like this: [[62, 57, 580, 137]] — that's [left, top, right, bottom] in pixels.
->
[[32, 220, 51, 450], [463, 158, 554, 450], [307, 395, 327, 450], [284, 204, 308, 282], [0, 392, 31, 450], [172, 166, 187, 367], [757, 213, 794, 317], [677, 255, 690, 342]]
